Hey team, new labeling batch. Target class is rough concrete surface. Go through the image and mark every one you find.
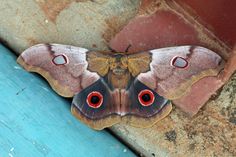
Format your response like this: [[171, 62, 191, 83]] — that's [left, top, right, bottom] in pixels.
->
[[0, 0, 140, 54]]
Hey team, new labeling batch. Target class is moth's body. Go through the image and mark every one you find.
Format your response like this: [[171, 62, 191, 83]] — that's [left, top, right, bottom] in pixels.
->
[[17, 44, 224, 130], [108, 71, 131, 89], [106, 53, 131, 89], [87, 51, 151, 90]]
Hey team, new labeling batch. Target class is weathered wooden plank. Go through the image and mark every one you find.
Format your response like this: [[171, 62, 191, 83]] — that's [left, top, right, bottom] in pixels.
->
[[0, 44, 136, 157]]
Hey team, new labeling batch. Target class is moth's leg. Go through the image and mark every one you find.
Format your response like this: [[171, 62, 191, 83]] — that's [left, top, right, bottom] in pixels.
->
[[125, 44, 132, 53], [107, 46, 117, 53]]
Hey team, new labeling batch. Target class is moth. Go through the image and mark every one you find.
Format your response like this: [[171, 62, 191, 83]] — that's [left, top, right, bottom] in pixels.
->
[[17, 44, 224, 130]]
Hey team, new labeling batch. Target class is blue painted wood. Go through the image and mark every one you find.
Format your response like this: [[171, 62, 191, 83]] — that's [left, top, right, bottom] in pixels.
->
[[0, 44, 135, 157]]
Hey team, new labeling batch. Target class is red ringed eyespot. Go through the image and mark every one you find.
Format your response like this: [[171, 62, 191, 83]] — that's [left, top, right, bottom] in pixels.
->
[[52, 54, 68, 65], [138, 89, 155, 107], [86, 91, 103, 108], [171, 56, 188, 68]]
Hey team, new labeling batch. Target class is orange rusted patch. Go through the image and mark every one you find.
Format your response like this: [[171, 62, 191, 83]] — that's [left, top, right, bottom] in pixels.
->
[[27, 37, 39, 46], [36, 0, 89, 23]]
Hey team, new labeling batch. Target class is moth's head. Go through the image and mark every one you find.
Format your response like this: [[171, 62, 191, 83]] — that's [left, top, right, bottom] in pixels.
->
[[109, 54, 128, 75]]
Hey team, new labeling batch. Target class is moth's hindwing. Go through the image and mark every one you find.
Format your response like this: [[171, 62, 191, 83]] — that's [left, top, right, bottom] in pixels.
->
[[71, 79, 121, 130], [121, 79, 172, 128]]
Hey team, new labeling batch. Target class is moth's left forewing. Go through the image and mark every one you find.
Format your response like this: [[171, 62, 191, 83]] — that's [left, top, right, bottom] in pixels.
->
[[137, 46, 224, 100], [17, 44, 94, 97], [86, 51, 110, 76]]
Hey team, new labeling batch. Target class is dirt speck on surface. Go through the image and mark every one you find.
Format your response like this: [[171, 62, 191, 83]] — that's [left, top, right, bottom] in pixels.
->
[[26, 37, 38, 46], [92, 44, 97, 48], [165, 130, 177, 143]]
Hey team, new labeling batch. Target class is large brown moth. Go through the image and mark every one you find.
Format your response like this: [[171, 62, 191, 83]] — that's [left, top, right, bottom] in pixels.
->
[[17, 44, 224, 130]]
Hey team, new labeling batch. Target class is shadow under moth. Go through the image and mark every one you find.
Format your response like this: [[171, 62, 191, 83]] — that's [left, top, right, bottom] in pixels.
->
[[17, 44, 224, 130]]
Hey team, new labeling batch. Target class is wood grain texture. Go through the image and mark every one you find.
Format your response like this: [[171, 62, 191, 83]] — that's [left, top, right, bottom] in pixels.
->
[[0, 44, 135, 157]]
